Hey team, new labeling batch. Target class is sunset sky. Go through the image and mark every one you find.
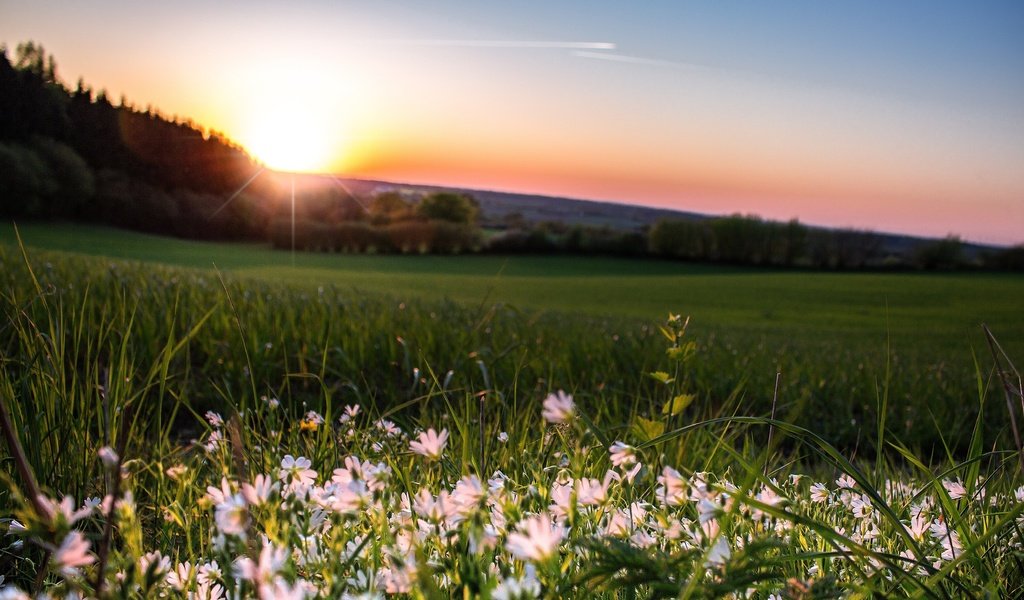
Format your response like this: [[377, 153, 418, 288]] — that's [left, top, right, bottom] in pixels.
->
[[2, 1, 1023, 244]]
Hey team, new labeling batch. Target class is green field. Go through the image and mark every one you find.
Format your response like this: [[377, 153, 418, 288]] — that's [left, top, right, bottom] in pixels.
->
[[3, 221, 1023, 452], [4, 222, 1021, 346], [3, 222, 1024, 596]]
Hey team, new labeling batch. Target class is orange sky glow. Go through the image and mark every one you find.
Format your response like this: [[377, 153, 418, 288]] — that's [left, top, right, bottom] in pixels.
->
[[3, 1, 1023, 244]]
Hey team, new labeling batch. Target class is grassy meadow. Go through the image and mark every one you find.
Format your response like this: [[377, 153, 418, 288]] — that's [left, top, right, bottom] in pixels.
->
[[1, 222, 1023, 597]]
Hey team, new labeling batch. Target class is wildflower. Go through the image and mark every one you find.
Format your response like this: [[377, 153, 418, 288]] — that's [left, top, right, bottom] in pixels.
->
[[165, 464, 187, 480], [942, 478, 967, 500], [609, 441, 638, 467], [451, 475, 486, 513], [809, 482, 830, 503], [301, 410, 324, 431], [497, 431, 509, 443], [235, 539, 289, 586], [36, 494, 91, 526], [705, 536, 731, 568], [0, 586, 30, 599], [506, 513, 566, 562], [98, 446, 119, 468], [577, 472, 616, 506], [492, 573, 541, 600], [655, 466, 688, 506], [53, 531, 94, 577], [541, 390, 575, 424], [214, 494, 248, 536], [278, 455, 317, 489], [620, 462, 643, 485], [139, 550, 171, 580], [836, 473, 857, 490], [203, 430, 224, 453], [192, 581, 226, 600], [409, 428, 449, 461], [241, 474, 277, 506], [205, 478, 234, 505], [375, 419, 402, 437], [205, 411, 224, 428], [339, 404, 360, 424], [166, 562, 192, 590], [197, 560, 223, 586]]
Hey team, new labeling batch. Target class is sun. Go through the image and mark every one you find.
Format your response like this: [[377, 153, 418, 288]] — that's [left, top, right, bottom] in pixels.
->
[[242, 107, 336, 173], [233, 61, 351, 174]]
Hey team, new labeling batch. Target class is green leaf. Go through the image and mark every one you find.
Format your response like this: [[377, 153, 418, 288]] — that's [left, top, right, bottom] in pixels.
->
[[662, 393, 695, 416], [631, 417, 665, 442], [648, 371, 675, 385]]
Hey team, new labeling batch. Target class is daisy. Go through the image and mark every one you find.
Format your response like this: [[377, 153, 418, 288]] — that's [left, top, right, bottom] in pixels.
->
[[506, 513, 566, 562], [609, 441, 638, 467], [52, 531, 94, 577], [241, 474, 277, 506], [943, 478, 967, 500], [278, 455, 317, 488], [541, 391, 575, 424], [409, 428, 448, 461]]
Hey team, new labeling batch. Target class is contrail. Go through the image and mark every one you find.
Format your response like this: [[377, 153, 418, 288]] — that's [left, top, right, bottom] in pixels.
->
[[209, 167, 266, 218], [571, 50, 713, 71], [361, 39, 616, 50]]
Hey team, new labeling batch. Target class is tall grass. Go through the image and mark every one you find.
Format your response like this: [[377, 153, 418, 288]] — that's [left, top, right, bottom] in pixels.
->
[[1, 241, 1022, 597]]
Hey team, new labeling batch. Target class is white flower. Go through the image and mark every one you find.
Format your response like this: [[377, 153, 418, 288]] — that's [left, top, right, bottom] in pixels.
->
[[409, 428, 449, 461], [375, 419, 402, 437], [166, 562, 192, 590], [241, 474, 277, 506], [705, 536, 731, 568], [943, 478, 967, 500], [278, 455, 317, 488], [165, 464, 187, 480], [492, 573, 541, 600], [339, 404, 360, 424], [214, 494, 248, 536], [98, 446, 119, 468], [506, 513, 565, 562], [36, 494, 91, 526], [836, 473, 857, 489], [655, 467, 688, 506], [809, 482, 830, 503], [53, 531, 94, 577], [140, 550, 171, 580], [197, 560, 223, 586], [205, 411, 224, 428], [235, 539, 288, 585], [0, 586, 30, 600], [541, 391, 575, 424], [497, 431, 509, 443], [608, 441, 637, 467]]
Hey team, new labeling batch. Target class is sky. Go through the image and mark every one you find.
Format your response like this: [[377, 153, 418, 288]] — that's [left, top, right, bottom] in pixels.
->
[[2, 1, 1023, 244]]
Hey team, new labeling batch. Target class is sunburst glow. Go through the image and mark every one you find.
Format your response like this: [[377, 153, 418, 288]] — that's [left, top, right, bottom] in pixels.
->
[[241, 107, 336, 173], [234, 60, 350, 173]]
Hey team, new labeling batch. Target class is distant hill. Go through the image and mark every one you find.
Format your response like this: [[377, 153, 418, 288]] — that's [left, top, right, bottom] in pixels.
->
[[321, 175, 1003, 260]]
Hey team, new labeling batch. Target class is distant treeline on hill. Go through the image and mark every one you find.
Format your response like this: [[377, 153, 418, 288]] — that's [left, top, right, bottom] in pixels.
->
[[1, 41, 1021, 270]]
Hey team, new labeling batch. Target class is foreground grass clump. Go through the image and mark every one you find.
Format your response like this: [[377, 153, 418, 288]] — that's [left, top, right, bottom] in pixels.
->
[[3, 392, 1023, 598]]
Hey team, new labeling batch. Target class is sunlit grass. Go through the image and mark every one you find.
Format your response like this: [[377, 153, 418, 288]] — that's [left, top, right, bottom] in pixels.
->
[[0, 235, 1022, 597]]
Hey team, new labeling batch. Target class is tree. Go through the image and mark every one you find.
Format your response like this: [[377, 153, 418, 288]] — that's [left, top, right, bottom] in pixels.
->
[[369, 191, 413, 224], [417, 192, 479, 224]]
